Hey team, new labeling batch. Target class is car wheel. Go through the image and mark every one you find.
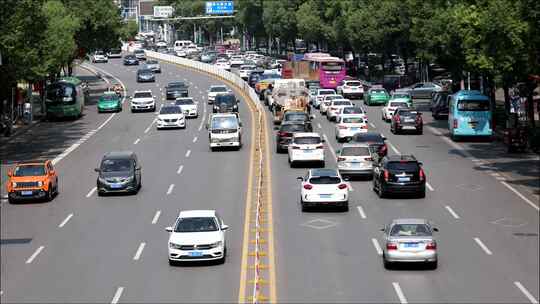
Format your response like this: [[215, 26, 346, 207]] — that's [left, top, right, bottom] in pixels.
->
[[418, 190, 426, 198], [210, 147, 216, 152], [45, 185, 54, 202], [383, 257, 393, 270], [342, 202, 349, 212], [418, 129, 423, 135], [301, 200, 308, 212], [8, 197, 17, 204], [428, 260, 438, 270], [319, 160, 325, 168], [168, 259, 177, 266], [219, 248, 227, 264], [378, 185, 386, 198]]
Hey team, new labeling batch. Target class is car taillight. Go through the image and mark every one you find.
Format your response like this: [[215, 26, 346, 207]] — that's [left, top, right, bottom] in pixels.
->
[[394, 115, 400, 122], [380, 144, 387, 154], [425, 241, 436, 250], [337, 183, 348, 190], [278, 131, 291, 137], [337, 157, 346, 161], [419, 168, 425, 181], [338, 125, 348, 129], [303, 184, 313, 190], [330, 107, 337, 111], [386, 242, 398, 250], [453, 119, 458, 129], [365, 157, 373, 161], [315, 145, 324, 149], [362, 125, 368, 129], [416, 115, 422, 123], [383, 169, 390, 181]]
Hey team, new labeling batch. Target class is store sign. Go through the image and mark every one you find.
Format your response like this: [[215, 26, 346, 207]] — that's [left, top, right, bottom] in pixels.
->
[[153, 6, 173, 18]]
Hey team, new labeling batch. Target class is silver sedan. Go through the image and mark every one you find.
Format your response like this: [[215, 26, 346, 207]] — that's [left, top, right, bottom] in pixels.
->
[[381, 218, 438, 269]]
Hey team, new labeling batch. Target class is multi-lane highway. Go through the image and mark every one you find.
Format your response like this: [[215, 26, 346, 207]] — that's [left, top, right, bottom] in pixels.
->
[[1, 54, 539, 303]]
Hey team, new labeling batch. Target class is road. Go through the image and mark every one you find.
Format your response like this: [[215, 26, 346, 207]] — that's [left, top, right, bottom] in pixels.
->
[[1, 57, 538, 303]]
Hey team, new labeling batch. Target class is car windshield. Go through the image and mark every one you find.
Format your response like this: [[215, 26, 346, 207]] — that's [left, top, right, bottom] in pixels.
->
[[346, 81, 361, 87], [211, 86, 228, 92], [174, 217, 218, 232], [458, 100, 490, 111], [284, 113, 308, 121], [353, 134, 383, 143], [333, 101, 352, 106], [138, 69, 152, 74], [309, 176, 341, 184], [175, 99, 194, 105], [398, 110, 418, 116], [101, 94, 117, 101], [101, 158, 132, 172], [372, 89, 387, 94], [392, 94, 410, 99], [342, 107, 364, 114], [212, 117, 239, 129], [342, 117, 364, 123], [341, 147, 370, 156], [46, 83, 75, 104], [387, 161, 419, 171], [390, 102, 408, 107], [146, 60, 158, 64], [390, 224, 431, 237], [134, 92, 152, 98], [216, 95, 236, 105], [281, 124, 306, 132], [160, 106, 181, 114], [319, 90, 334, 95], [294, 137, 321, 144], [169, 82, 186, 88], [13, 165, 46, 176]]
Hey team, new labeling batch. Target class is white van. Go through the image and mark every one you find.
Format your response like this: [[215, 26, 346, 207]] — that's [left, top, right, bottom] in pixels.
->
[[174, 40, 194, 52]]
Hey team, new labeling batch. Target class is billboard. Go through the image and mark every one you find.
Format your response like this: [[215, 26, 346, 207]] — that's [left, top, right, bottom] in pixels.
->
[[205, 1, 234, 14], [153, 6, 173, 18]]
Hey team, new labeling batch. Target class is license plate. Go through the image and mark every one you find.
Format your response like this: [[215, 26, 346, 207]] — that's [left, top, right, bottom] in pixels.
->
[[189, 251, 203, 257], [398, 177, 410, 182], [110, 183, 123, 189], [404, 243, 418, 248], [21, 190, 33, 196], [319, 194, 332, 198], [303, 150, 313, 153], [405, 118, 414, 123], [351, 128, 359, 131]]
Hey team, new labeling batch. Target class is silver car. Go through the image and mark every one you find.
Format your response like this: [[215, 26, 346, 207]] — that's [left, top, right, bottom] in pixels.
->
[[336, 143, 374, 178], [381, 218, 438, 269]]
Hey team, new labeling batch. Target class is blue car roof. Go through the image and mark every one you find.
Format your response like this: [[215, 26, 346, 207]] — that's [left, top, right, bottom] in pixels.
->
[[453, 90, 489, 100]]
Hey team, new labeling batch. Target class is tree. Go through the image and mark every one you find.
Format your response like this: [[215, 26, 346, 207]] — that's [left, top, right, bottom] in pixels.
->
[[119, 19, 138, 41], [296, 0, 324, 49]]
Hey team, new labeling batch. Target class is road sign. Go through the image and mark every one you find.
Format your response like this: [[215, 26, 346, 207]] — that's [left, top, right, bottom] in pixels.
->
[[205, 1, 234, 15], [153, 6, 173, 18]]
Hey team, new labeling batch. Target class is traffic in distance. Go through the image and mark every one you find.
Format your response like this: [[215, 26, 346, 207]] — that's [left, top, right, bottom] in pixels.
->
[[3, 37, 538, 303]]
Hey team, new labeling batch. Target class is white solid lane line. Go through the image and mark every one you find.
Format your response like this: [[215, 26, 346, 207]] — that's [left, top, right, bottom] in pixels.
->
[[356, 206, 367, 219], [371, 238, 383, 256], [26, 246, 45, 264], [387, 141, 400, 154], [501, 181, 539, 211], [193, 136, 198, 143], [474, 237, 493, 255], [111, 287, 124, 304], [445, 205, 460, 219], [133, 138, 140, 145], [392, 282, 408, 304], [426, 182, 434, 191], [58, 213, 74, 228], [133, 242, 146, 260], [166, 184, 175, 195], [514, 281, 539, 304], [185, 150, 191, 158], [86, 187, 97, 198], [322, 134, 337, 160], [177, 165, 184, 175], [151, 210, 161, 224]]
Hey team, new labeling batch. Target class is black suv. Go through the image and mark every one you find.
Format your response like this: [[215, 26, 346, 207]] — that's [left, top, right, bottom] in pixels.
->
[[391, 108, 423, 135], [95, 151, 142, 195], [213, 93, 239, 113], [282, 111, 313, 131], [351, 132, 387, 157], [372, 155, 425, 198], [275, 121, 311, 153], [431, 91, 450, 119], [165, 81, 189, 100]]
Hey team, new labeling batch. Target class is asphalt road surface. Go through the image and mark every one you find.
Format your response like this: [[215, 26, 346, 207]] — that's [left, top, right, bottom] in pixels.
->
[[1, 58, 538, 303]]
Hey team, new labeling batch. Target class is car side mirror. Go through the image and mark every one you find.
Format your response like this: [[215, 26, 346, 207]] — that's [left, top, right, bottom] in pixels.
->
[[7, 170, 13, 177], [136, 166, 142, 170], [321, 138, 326, 143], [94, 168, 100, 172], [165, 227, 173, 232], [296, 176, 303, 181], [336, 149, 341, 154], [221, 224, 229, 230], [433, 227, 439, 232]]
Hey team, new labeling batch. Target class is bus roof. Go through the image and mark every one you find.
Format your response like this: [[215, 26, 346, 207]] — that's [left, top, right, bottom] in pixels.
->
[[58, 77, 82, 86], [453, 90, 489, 100], [303, 56, 344, 63]]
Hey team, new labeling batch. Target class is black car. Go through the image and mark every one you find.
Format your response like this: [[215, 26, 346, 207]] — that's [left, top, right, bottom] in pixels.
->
[[136, 68, 155, 82], [282, 111, 313, 131], [248, 70, 265, 87], [431, 91, 450, 119], [165, 81, 189, 99], [95, 151, 142, 195], [305, 80, 321, 90], [213, 93, 239, 113], [372, 155, 425, 198], [391, 108, 423, 135], [350, 132, 387, 157], [275, 121, 311, 153], [123, 55, 139, 65]]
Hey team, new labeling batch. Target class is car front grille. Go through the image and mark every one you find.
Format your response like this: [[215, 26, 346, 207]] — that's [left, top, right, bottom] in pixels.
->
[[212, 129, 236, 134], [179, 244, 213, 250], [164, 119, 178, 123], [15, 181, 40, 188], [179, 254, 214, 260]]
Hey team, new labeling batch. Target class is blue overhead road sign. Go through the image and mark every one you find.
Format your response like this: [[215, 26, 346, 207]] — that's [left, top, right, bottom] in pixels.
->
[[206, 1, 234, 14]]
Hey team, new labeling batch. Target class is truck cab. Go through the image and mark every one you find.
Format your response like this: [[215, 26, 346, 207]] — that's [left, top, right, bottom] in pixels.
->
[[207, 113, 243, 151]]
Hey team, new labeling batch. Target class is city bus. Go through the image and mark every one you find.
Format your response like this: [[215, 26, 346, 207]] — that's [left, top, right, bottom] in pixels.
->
[[45, 77, 87, 120], [448, 90, 492, 140], [286, 52, 346, 89]]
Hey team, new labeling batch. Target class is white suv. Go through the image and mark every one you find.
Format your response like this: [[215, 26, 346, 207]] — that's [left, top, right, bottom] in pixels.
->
[[297, 168, 349, 212], [91, 51, 108, 63], [207, 85, 230, 104], [337, 80, 364, 99], [130, 90, 156, 112], [288, 132, 325, 168], [166, 210, 228, 265]]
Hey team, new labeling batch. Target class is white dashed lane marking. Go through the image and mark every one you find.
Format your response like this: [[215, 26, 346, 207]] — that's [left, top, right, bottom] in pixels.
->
[[445, 205, 460, 219], [86, 187, 97, 198], [177, 165, 184, 175], [474, 237, 493, 255], [371, 238, 383, 256], [185, 150, 191, 158], [166, 184, 175, 195], [514, 281, 539, 304], [26, 246, 45, 264], [151, 210, 161, 224], [356, 205, 366, 219], [392, 282, 408, 304], [133, 242, 146, 260], [58, 213, 74, 228], [111, 287, 124, 304]]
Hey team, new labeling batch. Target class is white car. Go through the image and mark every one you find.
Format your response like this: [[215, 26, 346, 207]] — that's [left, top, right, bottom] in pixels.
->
[[155, 41, 168, 48], [130, 90, 155, 112], [91, 51, 108, 63], [288, 132, 325, 168], [320, 94, 343, 115], [215, 59, 231, 71], [297, 168, 349, 212], [166, 210, 228, 264], [335, 114, 368, 142], [327, 99, 354, 121], [337, 143, 374, 178], [239, 65, 256, 80], [207, 113, 242, 150], [337, 80, 364, 99], [175, 97, 198, 118], [314, 89, 336, 109], [382, 100, 410, 122], [157, 105, 186, 129], [133, 49, 146, 60], [207, 85, 230, 104], [229, 55, 244, 67], [336, 106, 368, 123]]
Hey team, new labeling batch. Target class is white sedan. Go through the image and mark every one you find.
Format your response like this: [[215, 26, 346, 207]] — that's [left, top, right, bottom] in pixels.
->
[[175, 97, 198, 118], [166, 210, 228, 265], [319, 94, 343, 115], [157, 105, 186, 129], [327, 99, 353, 121], [335, 114, 368, 142], [215, 59, 231, 71], [336, 106, 368, 123], [297, 168, 349, 212], [288, 132, 325, 168], [382, 100, 410, 122]]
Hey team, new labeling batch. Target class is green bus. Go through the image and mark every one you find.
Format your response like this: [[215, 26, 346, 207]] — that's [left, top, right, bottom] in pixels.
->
[[45, 77, 87, 119]]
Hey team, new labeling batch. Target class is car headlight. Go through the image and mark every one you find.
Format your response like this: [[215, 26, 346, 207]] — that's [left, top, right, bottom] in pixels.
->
[[169, 242, 182, 249], [209, 241, 223, 248], [37, 181, 43, 187], [98, 177, 107, 183], [124, 176, 134, 182], [12, 182, 17, 188]]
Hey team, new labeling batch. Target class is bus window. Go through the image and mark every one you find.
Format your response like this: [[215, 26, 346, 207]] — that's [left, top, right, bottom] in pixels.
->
[[457, 100, 490, 111], [321, 62, 343, 71]]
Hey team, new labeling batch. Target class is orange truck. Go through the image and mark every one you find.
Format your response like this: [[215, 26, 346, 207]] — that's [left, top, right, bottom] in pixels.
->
[[6, 160, 59, 203]]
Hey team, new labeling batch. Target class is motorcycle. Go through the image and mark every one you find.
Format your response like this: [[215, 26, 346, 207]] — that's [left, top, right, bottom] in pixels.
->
[[503, 126, 528, 153]]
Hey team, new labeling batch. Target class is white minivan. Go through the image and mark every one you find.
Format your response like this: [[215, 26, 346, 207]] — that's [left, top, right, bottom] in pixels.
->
[[174, 40, 194, 52]]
